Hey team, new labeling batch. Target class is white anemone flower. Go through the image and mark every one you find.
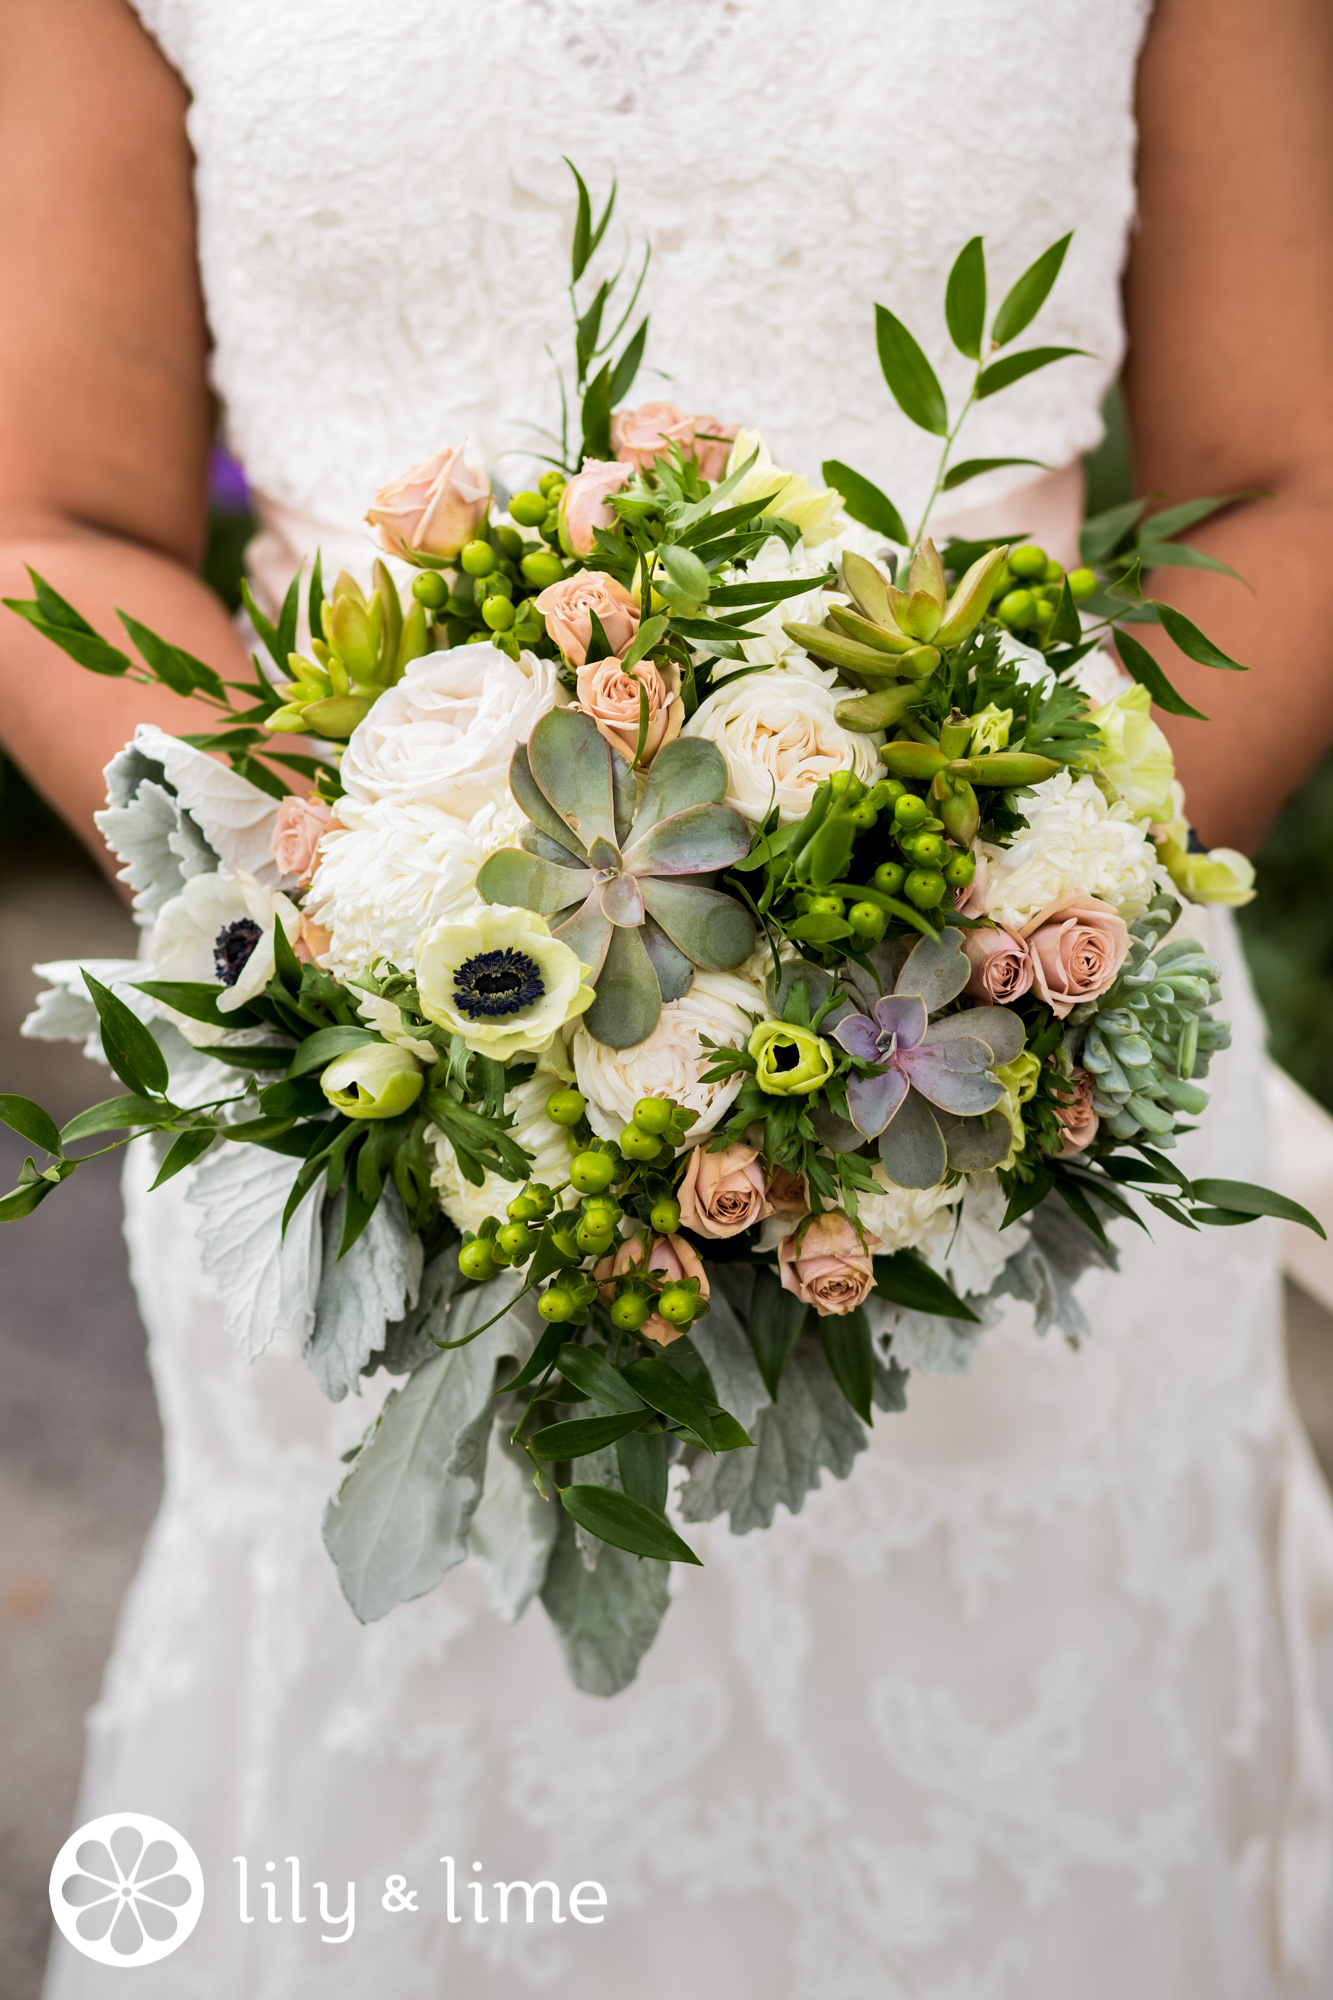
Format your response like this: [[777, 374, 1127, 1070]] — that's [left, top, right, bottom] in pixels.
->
[[416, 908, 594, 1062], [148, 870, 300, 1047]]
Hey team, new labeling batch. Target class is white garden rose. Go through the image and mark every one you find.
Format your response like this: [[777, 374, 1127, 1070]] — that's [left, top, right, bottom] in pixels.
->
[[149, 870, 301, 1047], [855, 1169, 961, 1255], [572, 967, 767, 1141], [427, 1064, 572, 1235], [683, 670, 883, 825], [974, 769, 1167, 929], [305, 796, 521, 979], [338, 644, 565, 818]]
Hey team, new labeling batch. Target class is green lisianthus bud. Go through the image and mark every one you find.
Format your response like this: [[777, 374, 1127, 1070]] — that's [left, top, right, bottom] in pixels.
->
[[1088, 683, 1176, 823], [1158, 831, 1256, 907], [320, 1042, 425, 1119], [748, 1021, 836, 1097], [994, 1049, 1042, 1170], [968, 703, 1012, 756]]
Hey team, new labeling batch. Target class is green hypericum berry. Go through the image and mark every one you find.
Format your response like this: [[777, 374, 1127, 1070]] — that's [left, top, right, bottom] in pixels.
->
[[1008, 544, 1047, 580], [575, 1219, 615, 1255], [538, 1286, 577, 1322], [581, 1195, 621, 1226], [944, 850, 977, 888], [904, 867, 947, 909], [849, 801, 879, 830], [1031, 597, 1055, 627], [506, 1193, 542, 1223], [807, 893, 844, 919], [902, 830, 946, 867], [1067, 567, 1098, 600], [411, 571, 449, 609], [872, 860, 907, 895], [521, 550, 566, 588], [657, 1287, 696, 1328], [481, 596, 516, 631], [884, 779, 907, 803], [997, 588, 1037, 630], [460, 540, 496, 577], [538, 470, 566, 498], [494, 526, 524, 559], [893, 793, 930, 829], [545, 1088, 586, 1127], [619, 1124, 662, 1162], [610, 1292, 652, 1332], [827, 770, 863, 801], [848, 901, 887, 941], [498, 1222, 538, 1261], [649, 1197, 681, 1234], [458, 1239, 496, 1282], [509, 490, 549, 527], [631, 1096, 674, 1137], [1040, 558, 1064, 585], [569, 1150, 617, 1194]]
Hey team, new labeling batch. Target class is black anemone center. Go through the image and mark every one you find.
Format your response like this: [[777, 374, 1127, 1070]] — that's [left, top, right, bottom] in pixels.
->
[[214, 917, 263, 986], [771, 1041, 802, 1072], [452, 947, 545, 1021]]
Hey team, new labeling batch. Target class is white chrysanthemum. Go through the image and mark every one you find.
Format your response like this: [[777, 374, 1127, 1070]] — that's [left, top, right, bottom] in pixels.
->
[[683, 670, 884, 825], [975, 769, 1168, 929], [427, 1063, 573, 1235], [573, 967, 767, 1142], [305, 795, 522, 979], [855, 1168, 961, 1255], [915, 1172, 1028, 1300]]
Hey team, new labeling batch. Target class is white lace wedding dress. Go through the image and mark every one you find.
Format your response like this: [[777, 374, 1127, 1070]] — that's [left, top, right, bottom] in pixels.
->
[[46, 3, 1333, 1995]]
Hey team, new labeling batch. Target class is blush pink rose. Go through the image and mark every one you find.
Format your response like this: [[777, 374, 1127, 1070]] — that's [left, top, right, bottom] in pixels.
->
[[1022, 895, 1131, 1020], [559, 459, 631, 557], [270, 794, 335, 884], [610, 401, 739, 481], [962, 924, 1033, 1004], [596, 1232, 710, 1346], [677, 1143, 769, 1240], [777, 1213, 881, 1317], [535, 570, 640, 667], [765, 1166, 809, 1220], [575, 656, 683, 766], [295, 914, 333, 965], [1055, 1067, 1099, 1155], [365, 442, 491, 561]]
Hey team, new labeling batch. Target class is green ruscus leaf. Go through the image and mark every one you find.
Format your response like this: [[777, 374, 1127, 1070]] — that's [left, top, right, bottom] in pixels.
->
[[990, 232, 1072, 347], [874, 305, 948, 437], [821, 461, 909, 546], [944, 235, 987, 360], [558, 1485, 702, 1565], [82, 971, 169, 1097]]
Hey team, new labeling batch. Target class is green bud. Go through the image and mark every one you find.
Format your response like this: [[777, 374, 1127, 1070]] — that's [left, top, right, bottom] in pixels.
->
[[883, 742, 950, 781], [412, 571, 449, 610], [460, 540, 496, 577], [748, 1021, 836, 1098], [521, 549, 566, 588], [1008, 544, 1048, 580], [509, 491, 549, 527], [969, 703, 1012, 756], [1068, 567, 1098, 600], [832, 683, 930, 736], [935, 545, 1011, 648], [949, 752, 1061, 787], [494, 526, 524, 560], [513, 599, 546, 645], [938, 711, 973, 759], [298, 694, 374, 738], [545, 1088, 586, 1127], [320, 1042, 424, 1120], [935, 774, 980, 847], [904, 868, 947, 909]]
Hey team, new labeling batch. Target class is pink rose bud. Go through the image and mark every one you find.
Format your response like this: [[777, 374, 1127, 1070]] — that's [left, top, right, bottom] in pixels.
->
[[270, 793, 336, 884], [691, 418, 740, 484], [962, 924, 1033, 1004], [1055, 1066, 1099, 1155], [365, 442, 491, 561], [574, 656, 683, 766], [559, 459, 630, 557], [764, 1165, 809, 1220], [1022, 895, 1131, 1020], [609, 402, 739, 480], [677, 1143, 770, 1240], [595, 1232, 710, 1346], [777, 1213, 881, 1317], [534, 570, 640, 668]]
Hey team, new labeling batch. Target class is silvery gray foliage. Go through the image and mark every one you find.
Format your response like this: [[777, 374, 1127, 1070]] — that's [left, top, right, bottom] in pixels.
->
[[323, 1272, 544, 1624], [307, 1188, 424, 1401], [468, 1419, 559, 1625], [96, 742, 220, 921], [690, 1270, 771, 1435], [988, 1194, 1119, 1342], [539, 1505, 672, 1698], [109, 723, 292, 886], [186, 1142, 324, 1362], [878, 1299, 994, 1377], [362, 1248, 464, 1378], [22, 956, 152, 1061], [679, 1339, 868, 1535], [571, 1443, 623, 1572]]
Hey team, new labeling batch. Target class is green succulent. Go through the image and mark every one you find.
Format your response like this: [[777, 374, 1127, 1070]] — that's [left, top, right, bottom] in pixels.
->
[[1061, 895, 1231, 1142], [476, 708, 756, 1049], [267, 561, 429, 739]]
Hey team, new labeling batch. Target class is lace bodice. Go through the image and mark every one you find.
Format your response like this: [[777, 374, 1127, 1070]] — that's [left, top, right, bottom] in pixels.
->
[[133, 0, 1149, 542]]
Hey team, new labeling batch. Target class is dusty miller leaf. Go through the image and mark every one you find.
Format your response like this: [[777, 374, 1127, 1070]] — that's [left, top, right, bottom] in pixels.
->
[[987, 1192, 1117, 1340], [186, 1142, 324, 1361], [691, 1265, 771, 1434], [468, 1417, 559, 1623], [307, 1186, 423, 1401], [539, 1504, 672, 1697]]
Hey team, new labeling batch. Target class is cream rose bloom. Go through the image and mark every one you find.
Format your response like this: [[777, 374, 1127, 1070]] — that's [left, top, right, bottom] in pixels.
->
[[338, 645, 564, 820], [427, 1064, 572, 1235], [972, 769, 1168, 929], [683, 669, 883, 824], [572, 967, 765, 1141]]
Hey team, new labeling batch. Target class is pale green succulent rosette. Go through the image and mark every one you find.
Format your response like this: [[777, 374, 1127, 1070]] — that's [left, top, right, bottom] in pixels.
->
[[475, 707, 756, 1050]]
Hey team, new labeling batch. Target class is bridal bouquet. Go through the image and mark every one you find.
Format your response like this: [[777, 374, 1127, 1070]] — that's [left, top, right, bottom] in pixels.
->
[[4, 169, 1319, 1693]]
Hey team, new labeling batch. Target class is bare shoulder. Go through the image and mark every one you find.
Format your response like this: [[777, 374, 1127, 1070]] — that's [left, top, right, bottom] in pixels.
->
[[0, 0, 210, 564]]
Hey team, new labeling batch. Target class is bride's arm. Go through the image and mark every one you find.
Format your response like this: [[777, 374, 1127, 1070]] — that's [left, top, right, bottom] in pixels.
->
[[1126, 0, 1333, 851], [0, 0, 250, 866]]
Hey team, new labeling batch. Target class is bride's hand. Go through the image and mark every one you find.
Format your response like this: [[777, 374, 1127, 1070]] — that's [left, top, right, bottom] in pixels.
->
[[1126, 0, 1333, 851], [0, 0, 250, 874]]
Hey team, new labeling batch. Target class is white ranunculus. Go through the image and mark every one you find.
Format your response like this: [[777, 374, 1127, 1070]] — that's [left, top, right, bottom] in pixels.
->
[[855, 1169, 961, 1255], [572, 968, 767, 1141], [975, 769, 1168, 929], [915, 1173, 1028, 1299], [305, 796, 522, 979], [427, 1063, 573, 1235], [683, 670, 883, 825], [149, 870, 300, 1047], [338, 644, 565, 818]]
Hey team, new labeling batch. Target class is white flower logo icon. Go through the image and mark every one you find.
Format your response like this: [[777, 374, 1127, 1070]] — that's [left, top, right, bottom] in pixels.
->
[[49, 1813, 205, 1966]]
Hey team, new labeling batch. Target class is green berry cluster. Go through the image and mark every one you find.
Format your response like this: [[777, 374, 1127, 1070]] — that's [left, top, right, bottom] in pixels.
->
[[990, 542, 1096, 646], [409, 469, 571, 660]]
